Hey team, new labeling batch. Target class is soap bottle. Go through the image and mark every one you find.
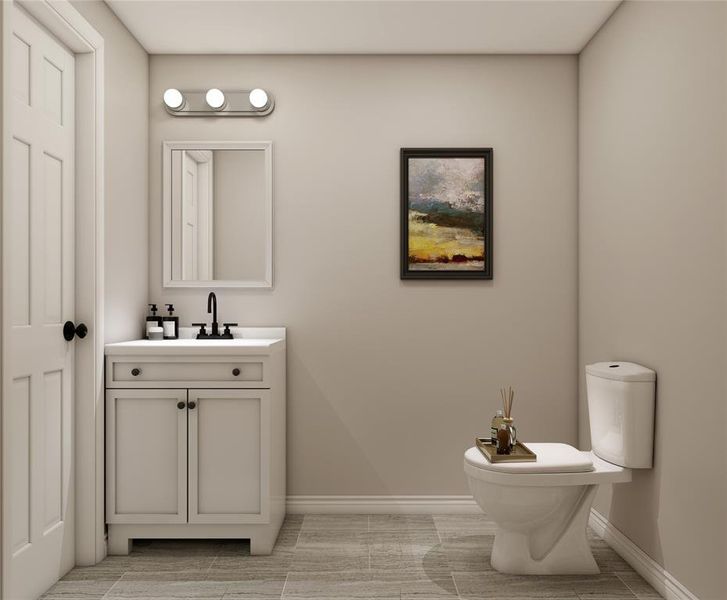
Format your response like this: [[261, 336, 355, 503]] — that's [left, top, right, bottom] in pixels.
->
[[490, 409, 504, 444], [145, 304, 162, 339], [162, 304, 179, 340]]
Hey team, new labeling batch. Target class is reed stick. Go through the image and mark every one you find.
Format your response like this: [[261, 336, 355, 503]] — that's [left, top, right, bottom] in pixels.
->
[[500, 386, 514, 419]]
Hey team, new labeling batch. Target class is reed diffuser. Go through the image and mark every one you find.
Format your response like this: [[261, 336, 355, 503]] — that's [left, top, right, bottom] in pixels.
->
[[497, 386, 517, 453], [500, 386, 514, 420]]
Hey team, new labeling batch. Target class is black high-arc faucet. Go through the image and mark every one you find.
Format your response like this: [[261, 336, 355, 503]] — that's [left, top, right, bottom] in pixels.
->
[[194, 292, 237, 339], [208, 292, 219, 336]]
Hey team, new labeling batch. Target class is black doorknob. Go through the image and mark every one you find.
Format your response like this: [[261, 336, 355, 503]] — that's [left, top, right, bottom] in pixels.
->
[[131, 368, 142, 377], [177, 401, 186, 409], [63, 321, 88, 341], [188, 401, 197, 410], [232, 368, 241, 376]]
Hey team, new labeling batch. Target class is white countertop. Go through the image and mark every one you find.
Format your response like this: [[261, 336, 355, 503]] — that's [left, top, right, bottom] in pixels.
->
[[105, 327, 286, 356]]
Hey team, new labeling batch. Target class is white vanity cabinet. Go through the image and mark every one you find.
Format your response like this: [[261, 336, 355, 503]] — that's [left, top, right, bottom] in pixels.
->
[[104, 330, 285, 555]]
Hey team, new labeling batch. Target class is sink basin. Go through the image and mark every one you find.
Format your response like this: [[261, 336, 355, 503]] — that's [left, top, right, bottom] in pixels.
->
[[105, 327, 286, 356]]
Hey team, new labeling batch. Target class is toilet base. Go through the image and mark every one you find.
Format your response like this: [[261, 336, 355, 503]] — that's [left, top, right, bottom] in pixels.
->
[[489, 485, 599, 575], [465, 445, 632, 576]]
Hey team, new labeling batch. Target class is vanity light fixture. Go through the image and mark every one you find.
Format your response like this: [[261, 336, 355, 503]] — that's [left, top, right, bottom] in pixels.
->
[[249, 88, 269, 109], [163, 88, 185, 110], [162, 88, 275, 117], [205, 88, 226, 110]]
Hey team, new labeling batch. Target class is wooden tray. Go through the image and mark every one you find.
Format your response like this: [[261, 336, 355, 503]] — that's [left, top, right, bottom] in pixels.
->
[[475, 437, 537, 463]]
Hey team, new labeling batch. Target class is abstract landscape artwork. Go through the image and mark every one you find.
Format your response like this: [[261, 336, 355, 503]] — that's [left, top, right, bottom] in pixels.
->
[[400, 148, 492, 279]]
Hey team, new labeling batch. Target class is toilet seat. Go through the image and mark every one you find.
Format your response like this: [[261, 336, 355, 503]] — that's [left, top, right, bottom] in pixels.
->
[[464, 443, 631, 487]]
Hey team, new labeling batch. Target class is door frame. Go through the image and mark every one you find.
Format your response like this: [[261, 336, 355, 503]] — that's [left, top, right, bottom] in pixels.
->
[[0, 0, 105, 583]]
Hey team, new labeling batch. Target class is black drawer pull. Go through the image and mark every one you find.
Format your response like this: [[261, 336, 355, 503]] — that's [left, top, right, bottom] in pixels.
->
[[188, 401, 197, 409], [232, 368, 241, 376], [177, 401, 185, 410], [131, 368, 142, 377]]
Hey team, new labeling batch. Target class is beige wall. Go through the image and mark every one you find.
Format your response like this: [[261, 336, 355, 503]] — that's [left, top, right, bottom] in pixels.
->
[[150, 55, 578, 495], [71, 0, 149, 343], [579, 2, 727, 598]]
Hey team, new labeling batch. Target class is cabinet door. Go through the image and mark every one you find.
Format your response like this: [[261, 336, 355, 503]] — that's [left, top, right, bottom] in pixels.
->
[[188, 389, 270, 524], [106, 389, 188, 524]]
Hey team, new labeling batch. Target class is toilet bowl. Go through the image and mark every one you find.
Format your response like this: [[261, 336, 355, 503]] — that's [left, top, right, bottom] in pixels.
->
[[464, 361, 655, 575], [464, 443, 630, 574]]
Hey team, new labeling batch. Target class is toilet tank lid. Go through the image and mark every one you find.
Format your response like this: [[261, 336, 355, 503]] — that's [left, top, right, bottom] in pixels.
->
[[586, 361, 655, 382]]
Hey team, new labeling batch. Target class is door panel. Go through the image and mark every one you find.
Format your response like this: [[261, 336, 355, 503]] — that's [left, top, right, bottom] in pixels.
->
[[2, 4, 76, 597], [106, 390, 188, 524], [9, 137, 31, 326], [41, 56, 64, 125], [42, 370, 63, 532], [10, 376, 31, 554], [10, 32, 31, 104], [188, 389, 270, 524], [42, 151, 64, 323]]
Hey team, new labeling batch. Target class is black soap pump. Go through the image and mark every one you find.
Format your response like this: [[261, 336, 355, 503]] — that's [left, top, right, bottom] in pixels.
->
[[145, 304, 162, 339], [162, 304, 179, 340]]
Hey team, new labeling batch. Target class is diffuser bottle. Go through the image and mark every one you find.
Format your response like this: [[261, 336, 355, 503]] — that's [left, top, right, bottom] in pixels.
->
[[496, 424, 511, 455], [503, 417, 517, 448]]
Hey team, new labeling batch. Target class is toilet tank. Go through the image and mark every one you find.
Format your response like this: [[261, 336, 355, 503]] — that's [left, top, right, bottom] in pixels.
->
[[586, 362, 656, 468]]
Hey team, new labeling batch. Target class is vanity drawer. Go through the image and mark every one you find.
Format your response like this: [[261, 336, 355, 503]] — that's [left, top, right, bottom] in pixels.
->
[[106, 356, 268, 388]]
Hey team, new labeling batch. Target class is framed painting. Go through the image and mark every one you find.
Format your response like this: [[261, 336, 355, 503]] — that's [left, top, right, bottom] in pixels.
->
[[400, 148, 492, 279]]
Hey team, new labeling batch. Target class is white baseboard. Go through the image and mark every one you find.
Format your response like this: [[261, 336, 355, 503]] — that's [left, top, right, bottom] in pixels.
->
[[286, 495, 481, 514], [589, 509, 698, 600]]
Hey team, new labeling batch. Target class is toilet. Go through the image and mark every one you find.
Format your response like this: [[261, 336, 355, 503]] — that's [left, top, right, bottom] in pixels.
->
[[464, 362, 655, 575]]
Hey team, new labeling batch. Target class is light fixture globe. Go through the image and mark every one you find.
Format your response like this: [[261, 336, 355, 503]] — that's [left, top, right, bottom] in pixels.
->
[[163, 88, 185, 110], [205, 88, 226, 110], [249, 88, 269, 109]]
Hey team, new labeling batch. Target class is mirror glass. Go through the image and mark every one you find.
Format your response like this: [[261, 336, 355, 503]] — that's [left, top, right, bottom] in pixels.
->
[[163, 142, 272, 287]]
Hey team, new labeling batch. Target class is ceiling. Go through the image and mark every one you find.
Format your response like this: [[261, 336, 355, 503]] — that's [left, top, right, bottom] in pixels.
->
[[105, 0, 621, 55]]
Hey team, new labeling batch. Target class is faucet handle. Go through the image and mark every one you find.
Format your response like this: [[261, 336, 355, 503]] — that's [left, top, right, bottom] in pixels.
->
[[223, 322, 238, 336], [192, 322, 207, 337]]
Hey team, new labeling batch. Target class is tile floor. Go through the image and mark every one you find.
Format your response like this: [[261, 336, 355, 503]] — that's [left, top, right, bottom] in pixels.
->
[[42, 514, 662, 599]]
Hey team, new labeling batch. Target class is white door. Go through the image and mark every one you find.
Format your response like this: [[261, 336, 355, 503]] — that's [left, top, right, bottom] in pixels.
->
[[181, 151, 200, 280], [105, 390, 188, 524], [2, 3, 76, 599], [188, 151, 213, 280], [188, 389, 270, 524]]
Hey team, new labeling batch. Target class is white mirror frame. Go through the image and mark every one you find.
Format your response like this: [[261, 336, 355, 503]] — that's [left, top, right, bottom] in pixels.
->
[[162, 140, 273, 288]]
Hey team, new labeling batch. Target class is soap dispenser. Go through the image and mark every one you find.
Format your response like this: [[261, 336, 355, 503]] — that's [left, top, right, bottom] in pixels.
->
[[145, 304, 162, 339], [162, 304, 179, 340]]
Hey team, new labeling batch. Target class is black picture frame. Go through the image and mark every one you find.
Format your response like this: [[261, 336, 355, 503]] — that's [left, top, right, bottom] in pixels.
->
[[400, 148, 493, 280]]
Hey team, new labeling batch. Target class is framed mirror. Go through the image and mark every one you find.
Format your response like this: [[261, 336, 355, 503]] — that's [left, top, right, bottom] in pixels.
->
[[162, 141, 272, 288]]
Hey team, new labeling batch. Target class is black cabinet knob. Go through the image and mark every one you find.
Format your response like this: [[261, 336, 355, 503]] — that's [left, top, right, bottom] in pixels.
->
[[131, 368, 141, 377], [63, 321, 88, 341], [232, 368, 241, 376], [177, 401, 185, 410], [188, 401, 197, 409]]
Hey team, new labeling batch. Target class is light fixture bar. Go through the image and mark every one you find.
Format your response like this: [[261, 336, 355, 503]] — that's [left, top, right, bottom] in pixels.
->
[[163, 89, 274, 117]]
